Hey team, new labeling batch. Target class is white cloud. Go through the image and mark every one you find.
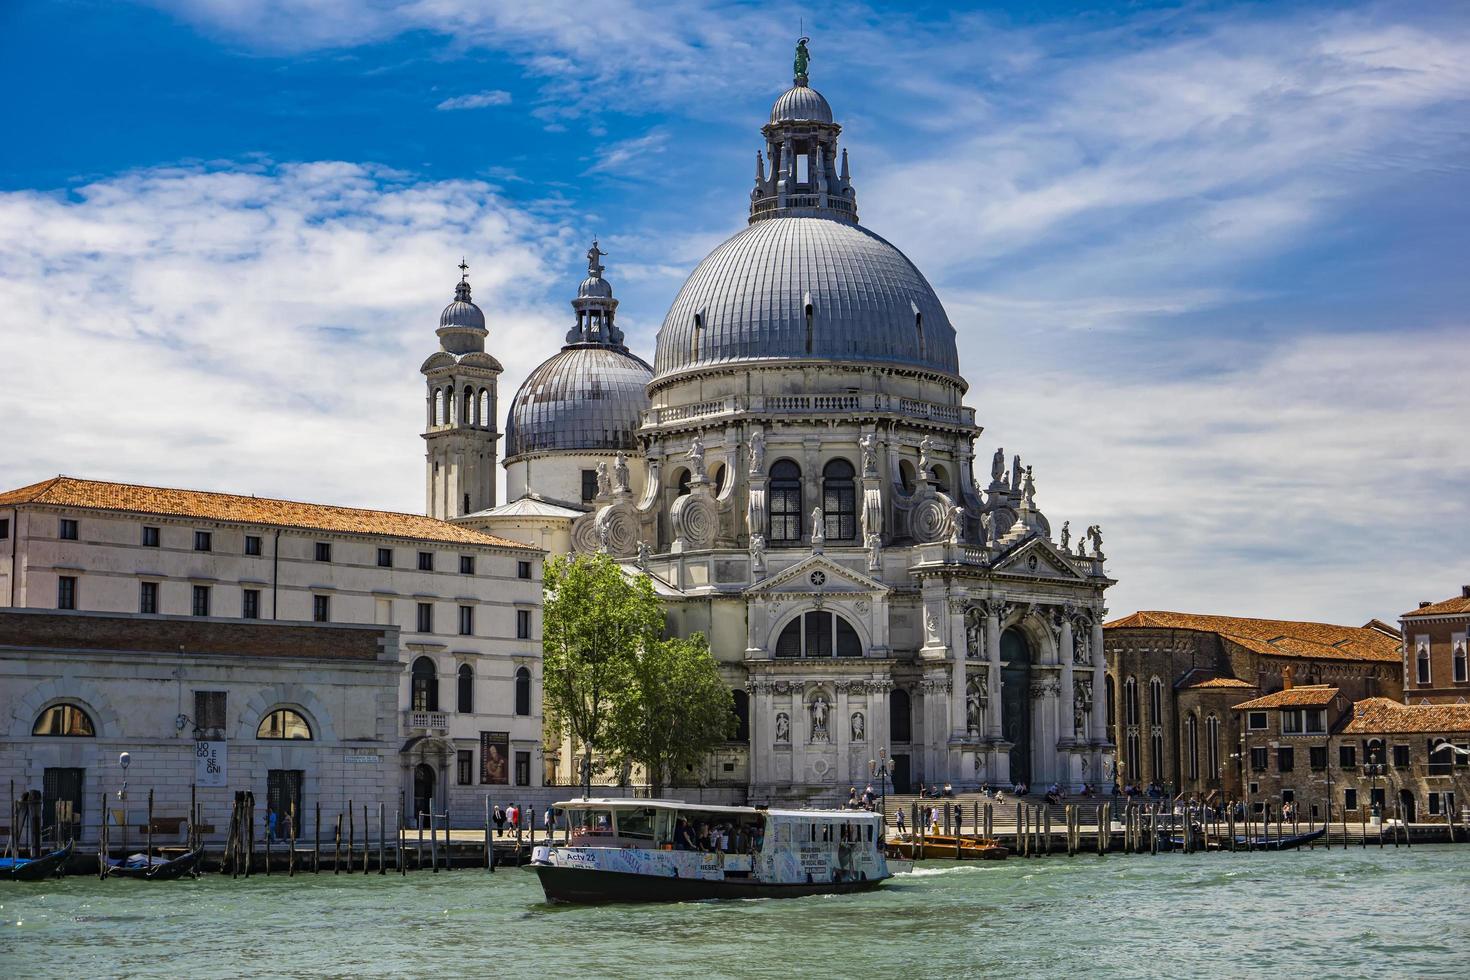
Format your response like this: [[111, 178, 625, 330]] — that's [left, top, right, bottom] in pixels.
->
[[584, 131, 667, 177], [435, 89, 512, 111]]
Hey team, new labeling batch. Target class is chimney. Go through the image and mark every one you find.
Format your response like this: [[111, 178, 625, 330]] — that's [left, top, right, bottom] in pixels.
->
[[1462, 585, 1470, 598], [1420, 601, 1433, 608], [1282, 665, 1294, 690]]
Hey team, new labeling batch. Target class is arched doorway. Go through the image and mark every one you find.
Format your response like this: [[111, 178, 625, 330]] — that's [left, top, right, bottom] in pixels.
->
[[1399, 789, 1416, 823], [1000, 628, 1032, 786], [413, 763, 436, 827]]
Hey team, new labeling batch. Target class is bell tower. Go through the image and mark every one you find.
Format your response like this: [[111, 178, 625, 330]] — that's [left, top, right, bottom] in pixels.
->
[[422, 260, 502, 520]]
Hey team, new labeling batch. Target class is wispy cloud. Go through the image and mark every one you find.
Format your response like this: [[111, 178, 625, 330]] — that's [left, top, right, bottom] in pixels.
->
[[584, 131, 667, 176], [435, 89, 512, 111]]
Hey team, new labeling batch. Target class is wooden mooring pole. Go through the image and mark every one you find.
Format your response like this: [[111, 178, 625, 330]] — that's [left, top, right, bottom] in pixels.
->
[[379, 802, 386, 875]]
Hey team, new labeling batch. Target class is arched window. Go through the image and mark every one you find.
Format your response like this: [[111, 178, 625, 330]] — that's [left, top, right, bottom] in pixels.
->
[[1418, 642, 1432, 684], [32, 703, 95, 737], [478, 389, 490, 429], [457, 664, 474, 714], [890, 689, 912, 742], [711, 463, 727, 496], [1205, 715, 1220, 779], [463, 386, 474, 427], [412, 656, 439, 712], [821, 459, 856, 541], [446, 384, 456, 425], [731, 689, 749, 742], [769, 460, 802, 545], [928, 463, 949, 494], [257, 707, 312, 740], [1124, 677, 1138, 725], [676, 469, 692, 497], [433, 389, 444, 426], [1185, 714, 1199, 781], [898, 459, 916, 496], [514, 666, 531, 717], [1105, 675, 1115, 731], [1149, 677, 1163, 724], [775, 611, 861, 657]]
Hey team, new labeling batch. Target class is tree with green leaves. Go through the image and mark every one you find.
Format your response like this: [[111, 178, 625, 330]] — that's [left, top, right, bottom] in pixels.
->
[[542, 552, 664, 797], [605, 632, 736, 799]]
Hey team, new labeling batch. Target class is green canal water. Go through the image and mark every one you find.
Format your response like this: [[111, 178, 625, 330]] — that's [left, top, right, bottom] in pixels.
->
[[4, 847, 1468, 978]]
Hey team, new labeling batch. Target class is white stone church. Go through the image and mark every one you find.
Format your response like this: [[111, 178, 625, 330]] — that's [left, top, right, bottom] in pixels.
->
[[442, 46, 1117, 801]]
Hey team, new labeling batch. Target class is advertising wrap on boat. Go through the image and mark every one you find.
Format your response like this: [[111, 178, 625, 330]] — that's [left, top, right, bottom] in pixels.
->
[[532, 845, 754, 879]]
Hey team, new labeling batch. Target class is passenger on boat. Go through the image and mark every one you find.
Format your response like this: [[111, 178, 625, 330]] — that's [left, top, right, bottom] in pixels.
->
[[847, 787, 859, 808], [673, 817, 696, 850]]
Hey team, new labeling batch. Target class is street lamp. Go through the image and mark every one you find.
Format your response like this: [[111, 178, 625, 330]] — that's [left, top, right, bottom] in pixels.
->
[[1363, 749, 1387, 824], [868, 748, 896, 824]]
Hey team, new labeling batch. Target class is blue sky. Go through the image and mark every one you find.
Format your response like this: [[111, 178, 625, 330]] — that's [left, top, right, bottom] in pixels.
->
[[1, 0, 1467, 624]]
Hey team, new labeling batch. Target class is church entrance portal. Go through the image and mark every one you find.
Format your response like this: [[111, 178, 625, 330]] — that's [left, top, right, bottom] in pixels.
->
[[1001, 628, 1032, 787]]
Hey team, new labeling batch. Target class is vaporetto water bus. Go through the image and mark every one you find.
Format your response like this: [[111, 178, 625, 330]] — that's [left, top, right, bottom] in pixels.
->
[[530, 798, 892, 903]]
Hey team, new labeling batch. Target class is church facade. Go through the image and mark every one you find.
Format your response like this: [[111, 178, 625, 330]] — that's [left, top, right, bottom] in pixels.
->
[[461, 44, 1115, 801]]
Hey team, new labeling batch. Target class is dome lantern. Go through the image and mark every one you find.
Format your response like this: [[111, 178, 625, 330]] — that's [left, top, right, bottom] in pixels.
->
[[436, 258, 488, 354]]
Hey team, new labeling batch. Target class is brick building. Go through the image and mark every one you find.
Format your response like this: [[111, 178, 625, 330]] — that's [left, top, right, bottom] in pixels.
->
[[0, 609, 401, 845], [1104, 611, 1402, 799], [1400, 587, 1470, 703]]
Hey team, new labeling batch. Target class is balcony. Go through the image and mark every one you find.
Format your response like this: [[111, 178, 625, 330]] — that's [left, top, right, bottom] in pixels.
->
[[403, 710, 449, 733], [641, 394, 976, 429]]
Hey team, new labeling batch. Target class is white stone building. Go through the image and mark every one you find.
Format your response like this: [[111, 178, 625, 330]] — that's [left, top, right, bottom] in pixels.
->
[[469, 48, 1116, 802], [0, 609, 402, 845], [0, 473, 544, 824]]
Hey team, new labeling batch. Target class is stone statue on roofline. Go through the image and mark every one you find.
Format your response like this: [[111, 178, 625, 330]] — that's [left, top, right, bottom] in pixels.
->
[[595, 461, 611, 498], [613, 451, 630, 493], [991, 446, 1006, 484], [687, 435, 707, 482], [859, 432, 878, 477], [1060, 520, 1071, 552]]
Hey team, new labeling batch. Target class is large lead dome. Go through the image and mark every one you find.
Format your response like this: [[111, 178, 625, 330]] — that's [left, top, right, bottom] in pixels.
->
[[651, 46, 960, 384]]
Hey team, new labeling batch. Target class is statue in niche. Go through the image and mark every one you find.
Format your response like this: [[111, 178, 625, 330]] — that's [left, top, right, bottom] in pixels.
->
[[1060, 520, 1071, 552], [749, 532, 767, 573], [1074, 678, 1093, 737], [687, 436, 707, 482], [595, 461, 611, 498], [810, 506, 825, 550], [991, 446, 1006, 484], [775, 712, 790, 743], [859, 432, 878, 477], [851, 712, 865, 741], [965, 610, 982, 659], [613, 451, 630, 492], [966, 681, 984, 735], [748, 429, 766, 475], [810, 696, 830, 742]]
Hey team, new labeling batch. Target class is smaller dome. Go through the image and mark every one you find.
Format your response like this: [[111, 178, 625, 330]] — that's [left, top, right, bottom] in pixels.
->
[[578, 275, 613, 299], [771, 82, 833, 124], [440, 299, 485, 330], [504, 346, 653, 459]]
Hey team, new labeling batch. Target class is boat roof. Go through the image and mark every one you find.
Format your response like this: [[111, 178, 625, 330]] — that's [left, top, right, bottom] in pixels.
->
[[552, 798, 881, 820]]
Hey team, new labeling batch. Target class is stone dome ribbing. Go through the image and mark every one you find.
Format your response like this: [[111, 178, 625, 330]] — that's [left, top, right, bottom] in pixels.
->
[[504, 345, 652, 459], [770, 82, 833, 124]]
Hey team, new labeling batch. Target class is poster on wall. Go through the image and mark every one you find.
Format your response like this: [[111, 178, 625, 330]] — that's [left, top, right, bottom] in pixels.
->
[[480, 731, 509, 784], [195, 740, 227, 787]]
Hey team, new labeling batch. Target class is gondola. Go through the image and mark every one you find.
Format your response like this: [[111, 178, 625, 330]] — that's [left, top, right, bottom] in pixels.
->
[[106, 846, 204, 880], [1, 840, 73, 881], [1233, 827, 1326, 851]]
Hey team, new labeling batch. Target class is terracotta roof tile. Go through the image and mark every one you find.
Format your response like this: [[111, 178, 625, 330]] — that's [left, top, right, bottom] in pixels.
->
[[1185, 677, 1256, 690], [1402, 596, 1470, 618], [1343, 697, 1470, 735], [0, 476, 537, 551], [1104, 610, 1401, 663], [1231, 686, 1339, 710]]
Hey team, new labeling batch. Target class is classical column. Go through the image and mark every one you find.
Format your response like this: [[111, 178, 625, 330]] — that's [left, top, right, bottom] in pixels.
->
[[985, 602, 1003, 740], [949, 598, 968, 738], [1058, 611, 1075, 749], [836, 682, 850, 784], [749, 683, 765, 789], [1091, 617, 1108, 743]]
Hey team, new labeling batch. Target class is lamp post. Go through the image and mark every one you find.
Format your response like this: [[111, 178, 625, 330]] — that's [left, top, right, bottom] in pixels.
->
[[1364, 749, 1386, 825], [868, 748, 896, 825]]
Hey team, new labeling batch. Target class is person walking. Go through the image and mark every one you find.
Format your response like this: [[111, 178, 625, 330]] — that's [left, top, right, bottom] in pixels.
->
[[896, 808, 906, 834]]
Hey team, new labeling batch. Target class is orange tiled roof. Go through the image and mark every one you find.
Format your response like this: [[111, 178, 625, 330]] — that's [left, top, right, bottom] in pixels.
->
[[1403, 596, 1470, 618], [1231, 686, 1339, 710], [0, 476, 536, 551], [1105, 610, 1401, 663], [1343, 697, 1470, 735], [1186, 677, 1255, 690]]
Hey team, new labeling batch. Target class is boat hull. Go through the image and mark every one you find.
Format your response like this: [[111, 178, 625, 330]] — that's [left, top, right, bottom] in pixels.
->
[[533, 863, 887, 904], [3, 841, 72, 881], [885, 836, 1008, 861]]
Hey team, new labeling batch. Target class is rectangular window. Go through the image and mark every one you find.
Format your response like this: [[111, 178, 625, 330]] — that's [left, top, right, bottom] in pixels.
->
[[315, 542, 332, 562], [581, 469, 598, 503], [417, 602, 433, 633], [515, 751, 531, 787], [1429, 792, 1442, 816], [192, 584, 211, 617], [313, 595, 330, 622], [59, 518, 78, 540], [457, 750, 473, 786], [1392, 744, 1410, 769], [1303, 708, 1326, 734], [1282, 710, 1302, 734], [1278, 746, 1294, 773], [1457, 744, 1470, 769], [242, 589, 260, 619], [1250, 747, 1268, 771], [142, 526, 160, 547], [1339, 744, 1356, 769], [1309, 746, 1327, 770], [377, 547, 393, 568], [517, 560, 531, 580], [517, 609, 531, 640], [1247, 711, 1268, 731], [0, 518, 9, 538], [245, 535, 262, 556], [418, 551, 434, 571], [194, 691, 227, 732], [139, 581, 158, 614], [57, 575, 77, 610], [460, 555, 475, 575], [194, 531, 212, 552], [1371, 787, 1386, 810], [458, 605, 474, 636], [1344, 788, 1358, 812]]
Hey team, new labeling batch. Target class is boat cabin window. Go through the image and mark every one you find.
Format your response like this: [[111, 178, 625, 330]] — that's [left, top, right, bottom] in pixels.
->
[[567, 808, 616, 840], [617, 807, 657, 841]]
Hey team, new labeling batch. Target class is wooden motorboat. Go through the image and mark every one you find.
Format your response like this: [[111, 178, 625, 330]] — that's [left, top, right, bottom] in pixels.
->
[[106, 847, 204, 880], [1, 840, 73, 881], [885, 833, 1008, 861]]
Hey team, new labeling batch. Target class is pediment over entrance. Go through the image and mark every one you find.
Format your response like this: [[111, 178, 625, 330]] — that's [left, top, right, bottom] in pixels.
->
[[744, 554, 890, 598], [990, 537, 1089, 582]]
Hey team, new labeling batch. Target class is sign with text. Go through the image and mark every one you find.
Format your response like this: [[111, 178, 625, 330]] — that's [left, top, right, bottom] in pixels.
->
[[195, 740, 227, 787], [480, 731, 508, 784]]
